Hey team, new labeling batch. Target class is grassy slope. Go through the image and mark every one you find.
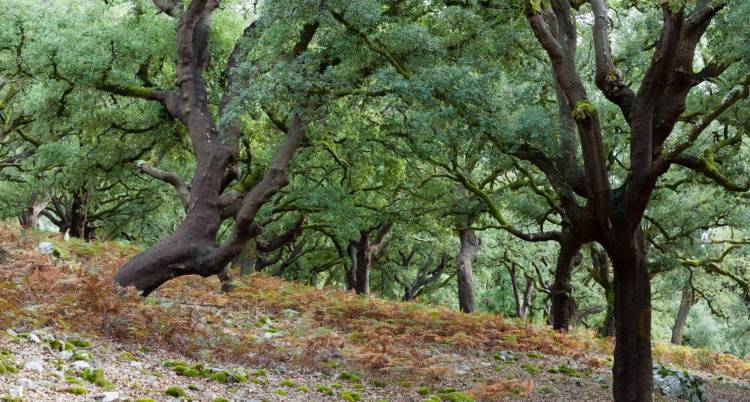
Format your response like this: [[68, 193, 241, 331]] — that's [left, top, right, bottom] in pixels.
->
[[0, 223, 748, 401]]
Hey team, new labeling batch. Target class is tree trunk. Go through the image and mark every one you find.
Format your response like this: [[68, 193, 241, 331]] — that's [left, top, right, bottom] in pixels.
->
[[68, 189, 91, 239], [346, 243, 358, 291], [671, 281, 695, 345], [606, 228, 653, 402], [456, 229, 479, 313], [113, 6, 312, 295], [19, 190, 51, 229], [234, 241, 255, 276], [354, 233, 371, 295], [551, 239, 582, 331], [591, 245, 615, 337]]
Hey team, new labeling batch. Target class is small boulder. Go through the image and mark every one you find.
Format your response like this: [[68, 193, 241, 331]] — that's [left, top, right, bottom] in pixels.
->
[[9, 386, 24, 398], [24, 360, 44, 373], [16, 378, 36, 389], [71, 361, 91, 371], [653, 364, 706, 402], [36, 242, 55, 254], [93, 391, 120, 402]]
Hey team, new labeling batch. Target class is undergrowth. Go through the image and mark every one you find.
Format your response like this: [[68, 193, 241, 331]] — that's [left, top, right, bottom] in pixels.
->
[[0, 223, 748, 386]]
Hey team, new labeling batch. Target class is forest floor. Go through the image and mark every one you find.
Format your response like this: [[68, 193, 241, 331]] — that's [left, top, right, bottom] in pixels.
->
[[0, 225, 748, 402]]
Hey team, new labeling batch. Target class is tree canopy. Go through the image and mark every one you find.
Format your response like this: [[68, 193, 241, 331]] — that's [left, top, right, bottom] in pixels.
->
[[1, 1, 749, 401]]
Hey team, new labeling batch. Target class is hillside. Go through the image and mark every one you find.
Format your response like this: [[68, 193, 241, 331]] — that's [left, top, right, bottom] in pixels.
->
[[0, 225, 748, 402]]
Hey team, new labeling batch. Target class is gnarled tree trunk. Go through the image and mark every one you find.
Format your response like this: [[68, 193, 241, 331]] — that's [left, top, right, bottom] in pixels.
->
[[111, 1, 315, 295]]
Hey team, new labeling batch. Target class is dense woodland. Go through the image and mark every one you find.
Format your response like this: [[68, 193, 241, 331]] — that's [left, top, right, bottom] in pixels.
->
[[1, 1, 749, 401]]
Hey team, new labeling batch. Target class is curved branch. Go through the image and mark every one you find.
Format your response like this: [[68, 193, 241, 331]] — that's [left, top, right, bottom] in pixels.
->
[[136, 161, 191, 208]]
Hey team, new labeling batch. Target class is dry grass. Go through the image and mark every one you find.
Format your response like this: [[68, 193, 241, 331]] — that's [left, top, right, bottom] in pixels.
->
[[1, 222, 748, 387]]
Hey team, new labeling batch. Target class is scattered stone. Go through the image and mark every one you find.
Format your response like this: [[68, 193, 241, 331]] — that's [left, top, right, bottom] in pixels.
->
[[492, 350, 516, 362], [653, 364, 706, 402], [5, 329, 17, 337], [60, 350, 74, 360], [15, 378, 35, 389], [93, 391, 120, 402], [36, 242, 55, 254], [8, 386, 24, 398], [23, 360, 44, 373], [72, 361, 91, 371], [27, 333, 41, 344]]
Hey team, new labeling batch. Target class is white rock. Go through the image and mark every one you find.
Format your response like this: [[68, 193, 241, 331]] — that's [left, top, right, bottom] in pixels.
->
[[24, 360, 44, 373], [16, 378, 36, 389], [71, 361, 90, 371], [129, 361, 143, 369], [27, 333, 42, 343], [9, 386, 24, 397], [59, 350, 74, 360], [33, 330, 54, 341], [36, 242, 55, 254], [6, 328, 18, 337], [93, 391, 119, 402]]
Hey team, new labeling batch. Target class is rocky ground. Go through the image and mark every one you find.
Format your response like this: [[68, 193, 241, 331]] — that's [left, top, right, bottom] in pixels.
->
[[0, 226, 749, 401], [1, 325, 747, 402]]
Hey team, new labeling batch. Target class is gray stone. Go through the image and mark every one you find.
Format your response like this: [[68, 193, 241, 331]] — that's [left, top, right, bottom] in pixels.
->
[[16, 378, 36, 389], [93, 391, 119, 402], [9, 386, 24, 398], [653, 364, 706, 402], [36, 242, 55, 254], [71, 361, 91, 371], [23, 360, 44, 373]]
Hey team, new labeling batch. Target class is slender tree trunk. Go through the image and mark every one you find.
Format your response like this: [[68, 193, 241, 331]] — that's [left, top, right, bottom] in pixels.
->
[[456, 229, 479, 313], [602, 286, 616, 337], [551, 239, 582, 331], [591, 245, 615, 337], [509, 263, 523, 318], [606, 228, 653, 402], [671, 281, 695, 345], [354, 233, 371, 295], [520, 277, 533, 321], [346, 243, 358, 291]]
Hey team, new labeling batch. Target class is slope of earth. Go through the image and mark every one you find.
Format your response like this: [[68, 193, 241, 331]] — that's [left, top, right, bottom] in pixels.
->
[[0, 224, 748, 402]]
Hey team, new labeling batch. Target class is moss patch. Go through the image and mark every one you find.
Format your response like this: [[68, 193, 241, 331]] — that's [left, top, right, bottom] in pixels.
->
[[164, 386, 186, 398]]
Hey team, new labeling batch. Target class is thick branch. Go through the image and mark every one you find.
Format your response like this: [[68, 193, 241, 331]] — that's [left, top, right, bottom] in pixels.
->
[[590, 0, 635, 120], [136, 161, 191, 208]]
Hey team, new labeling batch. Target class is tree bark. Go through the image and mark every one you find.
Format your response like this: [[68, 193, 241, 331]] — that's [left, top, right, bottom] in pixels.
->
[[456, 229, 479, 313], [19, 189, 51, 230], [346, 223, 391, 295], [590, 245, 615, 337], [605, 228, 653, 402], [671, 281, 695, 345], [113, 4, 314, 295], [550, 238, 582, 331]]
